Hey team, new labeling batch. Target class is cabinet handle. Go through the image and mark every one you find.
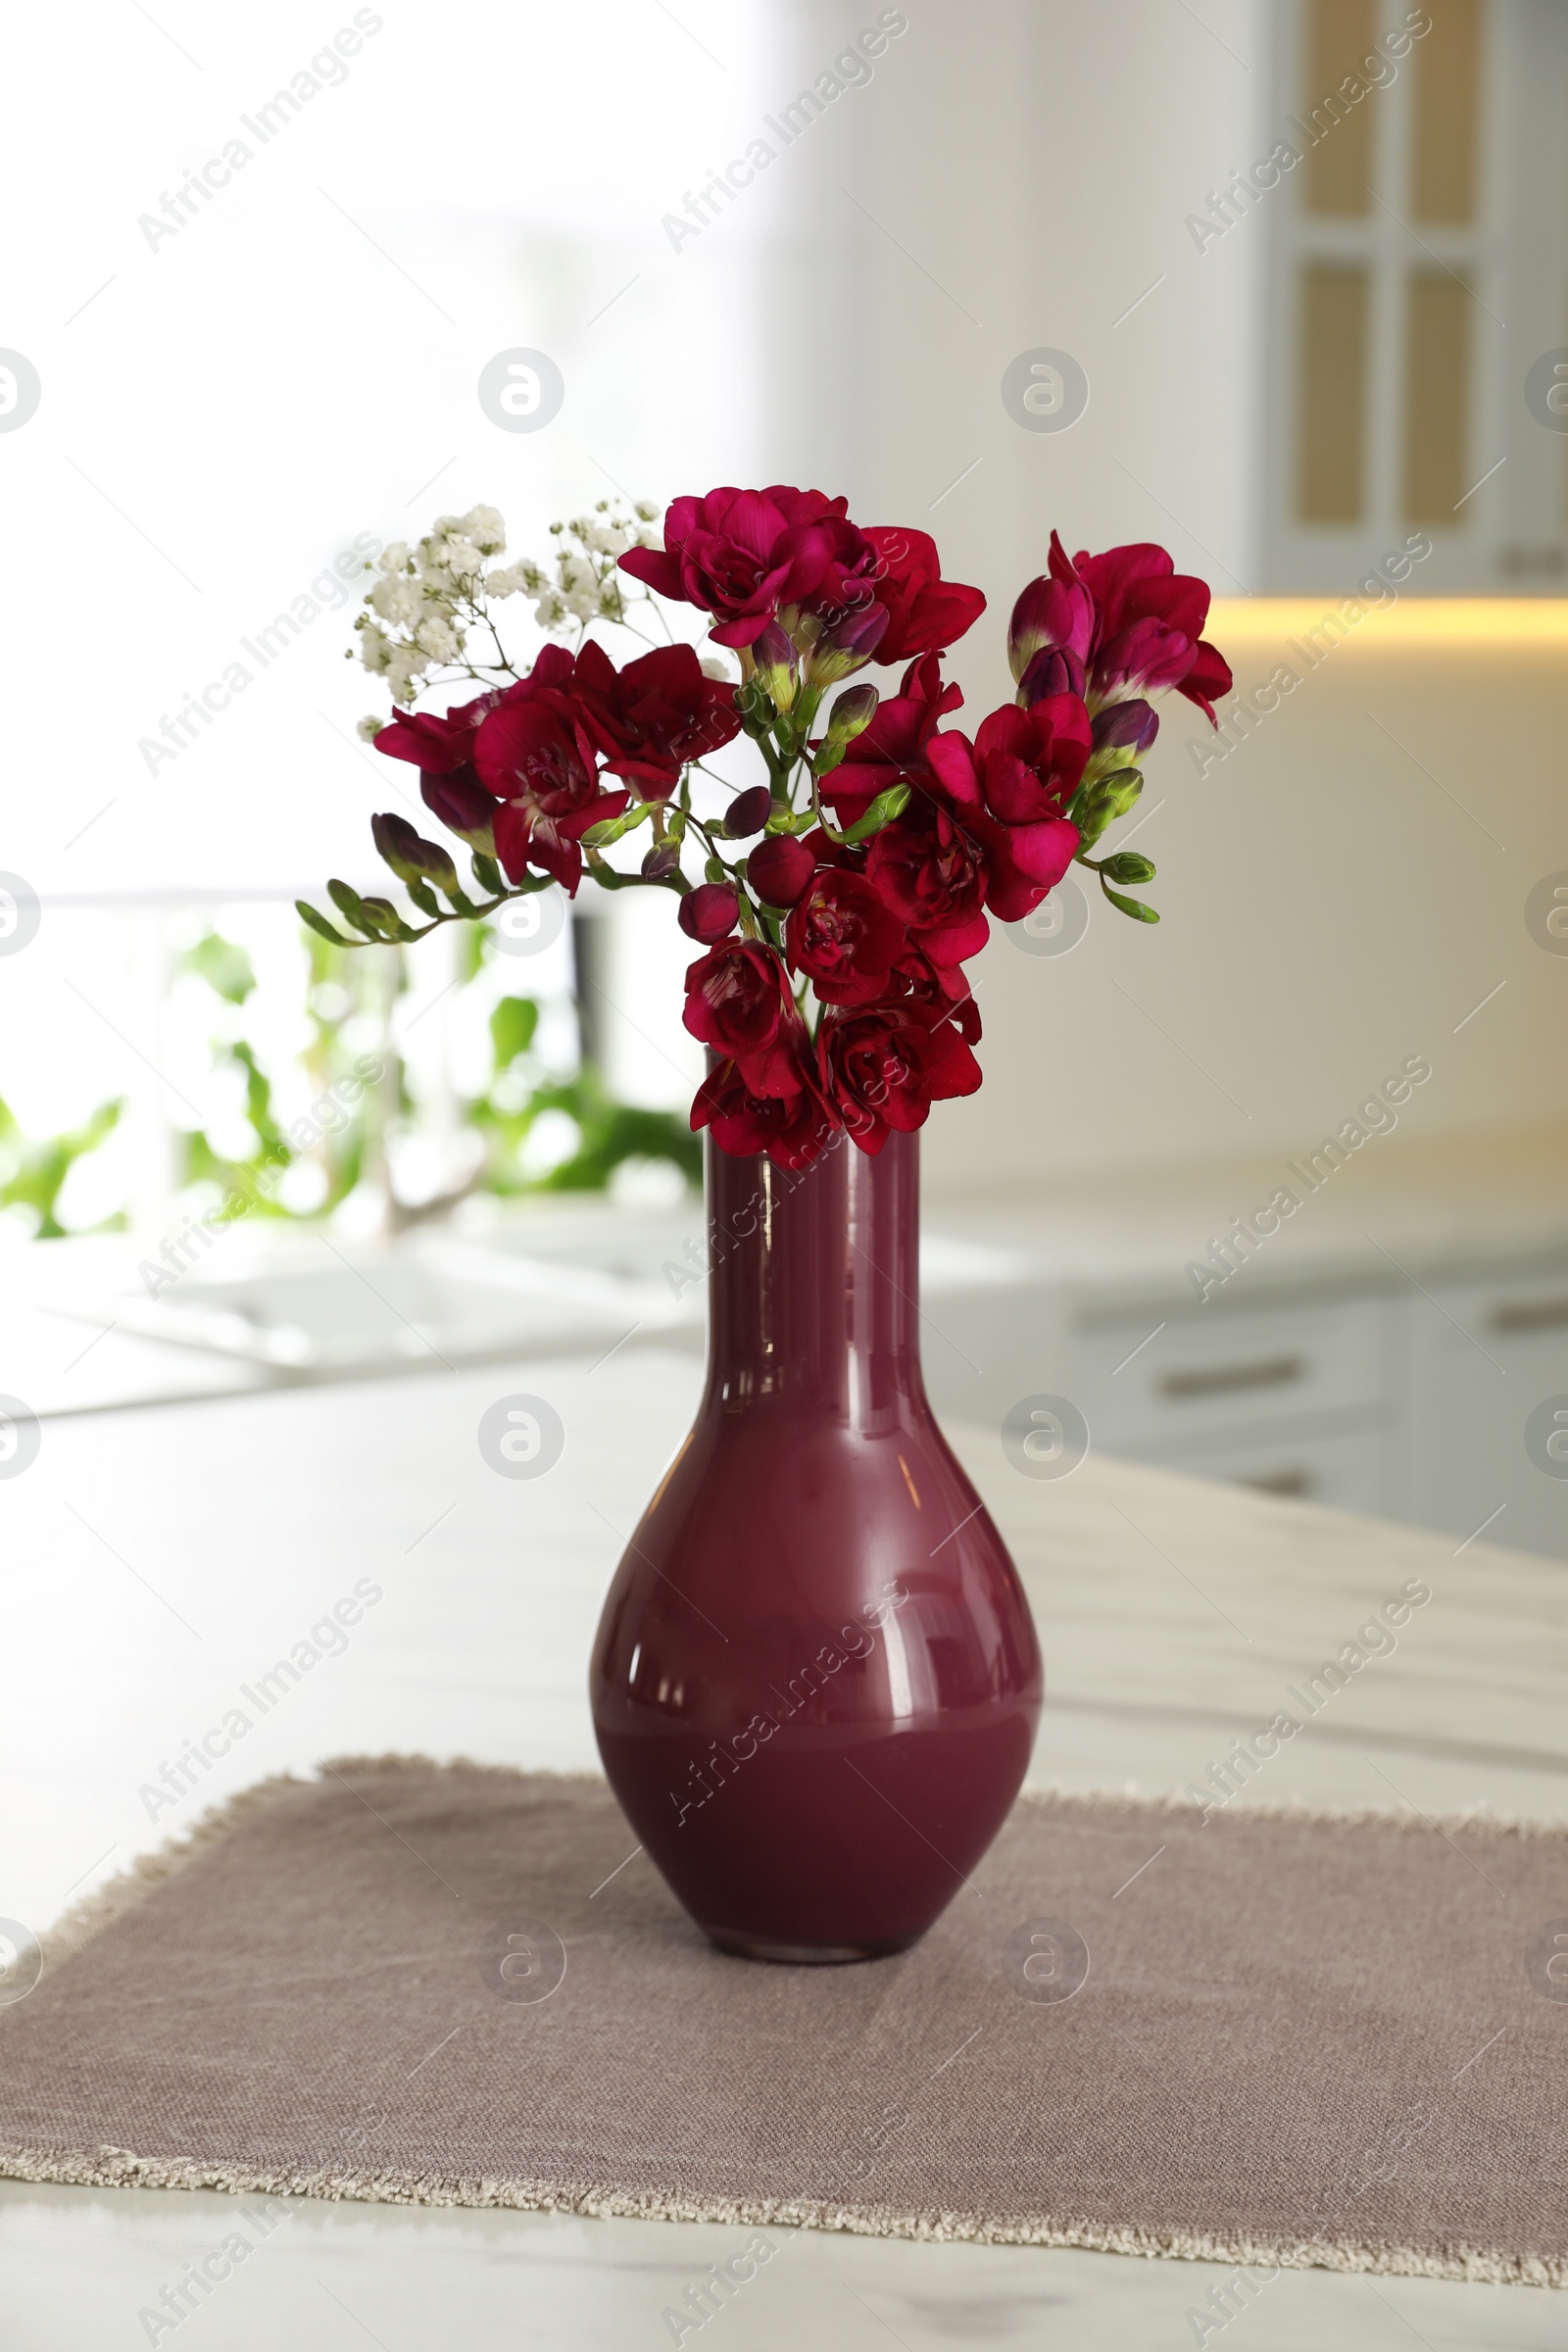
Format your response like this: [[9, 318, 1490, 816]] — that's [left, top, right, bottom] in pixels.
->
[[1491, 1298, 1568, 1333], [1158, 1354, 1305, 1399], [1238, 1466, 1314, 1498]]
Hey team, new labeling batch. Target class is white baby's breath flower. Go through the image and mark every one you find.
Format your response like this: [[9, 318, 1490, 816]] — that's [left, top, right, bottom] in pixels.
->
[[369, 574, 423, 627], [518, 559, 549, 593], [585, 521, 631, 557], [556, 549, 596, 594], [377, 540, 411, 573], [416, 615, 462, 661], [633, 500, 660, 524], [533, 591, 570, 631], [359, 620, 393, 674], [459, 504, 506, 554], [483, 565, 524, 600], [386, 645, 431, 704], [357, 715, 384, 742], [699, 656, 734, 682], [441, 536, 485, 580]]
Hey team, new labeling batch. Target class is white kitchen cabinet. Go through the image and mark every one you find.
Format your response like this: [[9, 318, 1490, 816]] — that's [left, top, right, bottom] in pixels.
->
[[1406, 1268, 1568, 1561]]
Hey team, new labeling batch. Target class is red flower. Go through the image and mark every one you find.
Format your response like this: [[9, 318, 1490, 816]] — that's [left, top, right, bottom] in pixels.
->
[[925, 695, 1089, 922], [825, 652, 963, 826], [570, 640, 740, 798], [784, 869, 905, 1007], [863, 794, 989, 968], [681, 940, 803, 1097], [1046, 530, 1232, 722], [818, 1004, 981, 1154], [882, 945, 983, 1045], [619, 486, 856, 650], [862, 527, 986, 664], [691, 1056, 837, 1171], [372, 693, 502, 845], [678, 883, 740, 944], [471, 649, 626, 895]]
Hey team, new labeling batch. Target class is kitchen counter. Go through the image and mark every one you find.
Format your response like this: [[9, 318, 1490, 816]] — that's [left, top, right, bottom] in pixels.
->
[[1, 1350, 1564, 2349]]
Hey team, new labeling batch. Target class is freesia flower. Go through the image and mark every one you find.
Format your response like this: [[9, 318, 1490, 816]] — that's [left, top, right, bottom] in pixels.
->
[[681, 941, 806, 1097], [825, 653, 963, 826], [818, 1003, 981, 1153], [690, 1055, 835, 1170], [924, 695, 1090, 921], [785, 869, 906, 1006], [862, 527, 986, 664], [1042, 530, 1233, 722], [619, 485, 857, 649], [570, 640, 741, 797]]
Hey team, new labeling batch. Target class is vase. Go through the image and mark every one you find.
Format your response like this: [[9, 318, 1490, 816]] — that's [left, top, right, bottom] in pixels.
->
[[588, 1122, 1043, 1963]]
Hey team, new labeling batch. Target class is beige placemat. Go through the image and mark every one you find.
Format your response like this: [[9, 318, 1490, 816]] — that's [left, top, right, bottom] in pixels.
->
[[3, 1760, 1565, 2284]]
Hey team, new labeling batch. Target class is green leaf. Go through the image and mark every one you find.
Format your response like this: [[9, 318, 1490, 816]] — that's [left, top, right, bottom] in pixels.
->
[[1102, 882, 1159, 923], [836, 782, 910, 846], [490, 994, 540, 1068], [182, 930, 256, 1004], [297, 900, 353, 947]]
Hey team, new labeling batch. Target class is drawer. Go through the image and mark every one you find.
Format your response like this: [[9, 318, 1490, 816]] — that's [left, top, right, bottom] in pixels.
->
[[1078, 1296, 1389, 1448], [1407, 1265, 1568, 1561], [1133, 1425, 1389, 1515]]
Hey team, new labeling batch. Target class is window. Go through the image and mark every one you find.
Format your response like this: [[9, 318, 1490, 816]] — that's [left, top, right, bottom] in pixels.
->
[[1261, 0, 1568, 589]]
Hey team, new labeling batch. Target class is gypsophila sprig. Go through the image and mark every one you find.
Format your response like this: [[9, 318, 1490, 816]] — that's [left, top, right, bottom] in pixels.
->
[[308, 488, 1233, 1166], [350, 499, 663, 708]]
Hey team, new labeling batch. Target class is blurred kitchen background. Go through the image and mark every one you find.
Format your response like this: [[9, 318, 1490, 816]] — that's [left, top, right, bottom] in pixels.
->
[[3, 0, 1567, 1555]]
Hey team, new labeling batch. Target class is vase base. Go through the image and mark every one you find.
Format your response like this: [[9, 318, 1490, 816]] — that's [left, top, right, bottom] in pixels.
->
[[706, 1928, 919, 1967]]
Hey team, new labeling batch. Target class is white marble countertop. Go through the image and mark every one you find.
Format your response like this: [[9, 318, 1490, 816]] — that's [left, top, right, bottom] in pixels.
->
[[1, 1350, 1564, 2348]]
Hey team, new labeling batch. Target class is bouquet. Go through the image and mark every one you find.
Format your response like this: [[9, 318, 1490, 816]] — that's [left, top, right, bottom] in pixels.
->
[[303, 487, 1231, 1170]]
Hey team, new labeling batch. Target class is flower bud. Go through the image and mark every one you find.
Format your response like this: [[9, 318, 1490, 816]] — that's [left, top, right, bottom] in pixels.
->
[[823, 684, 879, 744], [1016, 646, 1087, 707], [1008, 574, 1093, 685], [723, 785, 773, 839], [1091, 698, 1159, 754], [641, 840, 684, 880], [806, 601, 889, 687], [677, 882, 740, 943], [751, 620, 799, 710], [746, 835, 816, 909]]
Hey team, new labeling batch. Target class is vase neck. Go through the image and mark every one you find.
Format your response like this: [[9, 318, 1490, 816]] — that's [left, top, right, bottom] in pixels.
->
[[702, 1127, 925, 1425]]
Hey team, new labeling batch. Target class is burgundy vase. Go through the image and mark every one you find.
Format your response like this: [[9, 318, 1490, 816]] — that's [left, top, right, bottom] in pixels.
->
[[589, 1125, 1043, 1963]]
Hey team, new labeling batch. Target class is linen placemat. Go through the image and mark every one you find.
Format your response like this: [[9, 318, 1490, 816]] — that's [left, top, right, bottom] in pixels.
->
[[3, 1760, 1565, 2285]]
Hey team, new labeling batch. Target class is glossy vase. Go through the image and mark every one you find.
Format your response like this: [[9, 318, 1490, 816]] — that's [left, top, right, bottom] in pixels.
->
[[588, 1124, 1043, 1963]]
